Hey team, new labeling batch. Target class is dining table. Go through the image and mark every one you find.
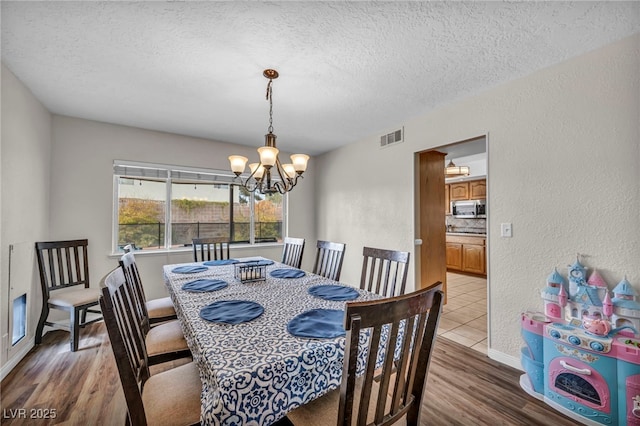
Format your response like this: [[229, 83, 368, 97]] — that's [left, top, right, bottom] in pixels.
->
[[162, 257, 383, 425]]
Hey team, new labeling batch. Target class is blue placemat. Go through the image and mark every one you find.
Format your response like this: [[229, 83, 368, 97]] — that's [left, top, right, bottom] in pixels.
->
[[200, 300, 264, 324], [287, 309, 345, 339], [182, 279, 228, 292], [203, 259, 239, 266], [172, 265, 208, 274], [270, 268, 306, 279], [308, 284, 360, 301], [239, 259, 274, 267]]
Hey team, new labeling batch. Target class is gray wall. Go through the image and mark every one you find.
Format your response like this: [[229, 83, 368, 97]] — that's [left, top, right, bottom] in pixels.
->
[[314, 34, 640, 366], [1, 64, 52, 373]]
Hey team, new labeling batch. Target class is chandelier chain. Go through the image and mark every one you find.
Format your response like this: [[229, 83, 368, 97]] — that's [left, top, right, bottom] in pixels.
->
[[266, 79, 274, 134]]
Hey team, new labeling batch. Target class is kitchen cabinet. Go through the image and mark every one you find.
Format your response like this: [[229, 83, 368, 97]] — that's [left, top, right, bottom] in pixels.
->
[[449, 182, 469, 200], [470, 180, 486, 199], [445, 242, 462, 269], [445, 234, 486, 276], [447, 178, 486, 201], [462, 244, 485, 274]]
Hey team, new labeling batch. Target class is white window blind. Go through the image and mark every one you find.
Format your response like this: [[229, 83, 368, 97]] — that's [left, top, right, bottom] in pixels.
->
[[114, 161, 237, 184]]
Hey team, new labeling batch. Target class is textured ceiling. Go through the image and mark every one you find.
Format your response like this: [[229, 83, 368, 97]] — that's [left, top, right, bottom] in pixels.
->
[[2, 1, 639, 156]]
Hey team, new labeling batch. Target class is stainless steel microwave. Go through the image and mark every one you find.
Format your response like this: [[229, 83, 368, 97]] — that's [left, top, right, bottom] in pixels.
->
[[451, 199, 486, 218]]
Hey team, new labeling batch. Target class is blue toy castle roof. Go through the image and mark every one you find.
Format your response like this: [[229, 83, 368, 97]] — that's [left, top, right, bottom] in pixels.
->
[[612, 298, 640, 310], [542, 286, 561, 296], [573, 286, 602, 307], [613, 278, 637, 296], [547, 268, 566, 285], [569, 259, 586, 273]]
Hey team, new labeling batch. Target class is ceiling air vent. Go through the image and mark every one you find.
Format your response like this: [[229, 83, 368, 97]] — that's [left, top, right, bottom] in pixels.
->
[[380, 127, 403, 148]]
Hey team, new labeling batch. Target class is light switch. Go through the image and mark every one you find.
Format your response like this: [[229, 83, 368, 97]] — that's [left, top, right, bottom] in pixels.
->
[[501, 223, 513, 238]]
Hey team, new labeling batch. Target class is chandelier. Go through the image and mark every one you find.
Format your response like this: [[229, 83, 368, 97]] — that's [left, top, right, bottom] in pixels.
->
[[228, 69, 309, 194], [445, 160, 470, 177]]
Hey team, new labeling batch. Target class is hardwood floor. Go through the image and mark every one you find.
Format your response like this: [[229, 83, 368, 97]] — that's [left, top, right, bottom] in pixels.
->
[[1, 323, 126, 425], [1, 323, 577, 425]]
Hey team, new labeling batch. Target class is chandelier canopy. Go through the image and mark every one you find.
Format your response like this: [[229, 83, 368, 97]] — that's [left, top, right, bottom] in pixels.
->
[[229, 69, 309, 194]]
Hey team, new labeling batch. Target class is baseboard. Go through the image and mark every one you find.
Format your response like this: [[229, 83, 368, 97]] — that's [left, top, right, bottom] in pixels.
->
[[488, 347, 522, 371], [1, 338, 34, 381]]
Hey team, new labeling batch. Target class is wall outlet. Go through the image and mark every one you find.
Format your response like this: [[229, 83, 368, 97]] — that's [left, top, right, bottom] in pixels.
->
[[501, 223, 513, 238]]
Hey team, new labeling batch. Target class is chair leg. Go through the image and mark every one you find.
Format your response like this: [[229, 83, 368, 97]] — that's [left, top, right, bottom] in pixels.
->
[[70, 308, 80, 352], [35, 304, 49, 345], [81, 307, 87, 324]]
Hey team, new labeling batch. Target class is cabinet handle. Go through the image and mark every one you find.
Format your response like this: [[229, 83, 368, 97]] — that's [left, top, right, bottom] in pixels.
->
[[560, 360, 592, 375]]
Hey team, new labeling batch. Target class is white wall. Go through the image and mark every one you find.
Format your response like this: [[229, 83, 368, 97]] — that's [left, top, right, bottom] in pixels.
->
[[1, 64, 52, 375], [49, 116, 317, 301], [315, 34, 640, 365]]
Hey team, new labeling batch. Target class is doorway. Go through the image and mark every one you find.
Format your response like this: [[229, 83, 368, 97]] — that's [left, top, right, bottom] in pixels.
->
[[417, 135, 488, 354]]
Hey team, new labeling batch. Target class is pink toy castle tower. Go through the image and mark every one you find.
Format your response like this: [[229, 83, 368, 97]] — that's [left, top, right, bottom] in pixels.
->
[[541, 268, 567, 321]]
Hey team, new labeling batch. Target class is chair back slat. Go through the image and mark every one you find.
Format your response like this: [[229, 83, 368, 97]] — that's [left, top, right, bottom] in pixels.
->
[[312, 240, 346, 281], [36, 239, 90, 293], [375, 320, 401, 423], [282, 237, 305, 269], [119, 251, 151, 335], [100, 267, 150, 426], [192, 238, 230, 262], [360, 247, 410, 297], [337, 282, 444, 426], [391, 314, 417, 412]]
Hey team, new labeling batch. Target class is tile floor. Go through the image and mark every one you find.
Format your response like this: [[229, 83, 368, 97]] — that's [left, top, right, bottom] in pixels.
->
[[438, 272, 488, 354]]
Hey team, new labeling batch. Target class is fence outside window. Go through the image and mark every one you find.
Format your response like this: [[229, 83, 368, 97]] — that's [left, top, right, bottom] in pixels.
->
[[118, 221, 282, 250]]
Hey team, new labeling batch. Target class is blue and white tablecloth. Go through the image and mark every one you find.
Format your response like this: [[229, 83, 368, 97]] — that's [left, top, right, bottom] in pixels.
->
[[163, 257, 382, 425]]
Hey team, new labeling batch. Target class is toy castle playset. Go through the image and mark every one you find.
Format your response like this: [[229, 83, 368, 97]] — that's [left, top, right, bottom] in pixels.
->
[[520, 256, 640, 425]]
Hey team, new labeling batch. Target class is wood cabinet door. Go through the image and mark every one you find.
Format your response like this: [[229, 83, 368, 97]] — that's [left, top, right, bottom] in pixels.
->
[[449, 182, 469, 200], [470, 180, 486, 199], [445, 184, 450, 214], [462, 244, 485, 274], [446, 243, 462, 270]]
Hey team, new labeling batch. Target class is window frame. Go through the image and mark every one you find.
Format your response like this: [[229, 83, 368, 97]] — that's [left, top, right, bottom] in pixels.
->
[[112, 160, 288, 253]]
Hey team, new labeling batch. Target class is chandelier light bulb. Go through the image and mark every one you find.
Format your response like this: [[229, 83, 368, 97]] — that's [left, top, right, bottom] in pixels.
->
[[258, 146, 279, 167], [249, 163, 265, 180], [291, 154, 310, 173], [282, 163, 296, 179], [229, 155, 248, 175]]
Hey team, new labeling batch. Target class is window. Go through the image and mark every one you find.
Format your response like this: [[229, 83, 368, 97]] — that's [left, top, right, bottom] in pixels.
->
[[113, 161, 286, 252]]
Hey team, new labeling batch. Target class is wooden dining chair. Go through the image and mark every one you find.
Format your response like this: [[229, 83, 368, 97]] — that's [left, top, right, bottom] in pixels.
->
[[360, 246, 411, 298], [192, 238, 230, 262], [286, 282, 444, 426], [35, 239, 102, 352], [282, 237, 305, 269], [100, 267, 201, 426], [313, 240, 346, 281], [119, 252, 191, 365], [123, 245, 176, 325]]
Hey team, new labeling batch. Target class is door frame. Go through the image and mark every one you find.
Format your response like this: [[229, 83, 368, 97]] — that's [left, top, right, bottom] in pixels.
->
[[415, 133, 490, 348]]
